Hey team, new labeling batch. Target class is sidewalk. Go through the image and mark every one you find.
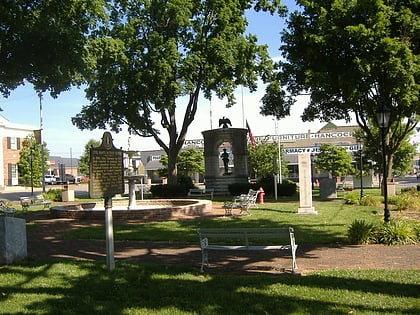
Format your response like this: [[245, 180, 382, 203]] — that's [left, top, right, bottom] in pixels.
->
[[23, 209, 420, 274]]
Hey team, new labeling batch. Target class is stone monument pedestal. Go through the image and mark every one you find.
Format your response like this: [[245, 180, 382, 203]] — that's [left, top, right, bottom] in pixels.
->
[[0, 216, 27, 264], [297, 153, 317, 215]]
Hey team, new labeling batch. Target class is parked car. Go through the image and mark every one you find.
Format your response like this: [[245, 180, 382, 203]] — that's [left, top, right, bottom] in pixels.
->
[[64, 174, 77, 184], [44, 175, 57, 185]]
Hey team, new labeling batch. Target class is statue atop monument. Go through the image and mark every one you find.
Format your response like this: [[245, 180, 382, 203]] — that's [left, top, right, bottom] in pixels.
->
[[219, 116, 232, 128]]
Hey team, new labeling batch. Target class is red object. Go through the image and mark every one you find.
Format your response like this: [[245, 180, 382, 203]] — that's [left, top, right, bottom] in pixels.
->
[[258, 187, 265, 204]]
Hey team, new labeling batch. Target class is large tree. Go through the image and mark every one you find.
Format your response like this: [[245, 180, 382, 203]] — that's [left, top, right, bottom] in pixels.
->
[[72, 0, 286, 184], [261, 0, 419, 182], [0, 0, 106, 97], [17, 135, 49, 187]]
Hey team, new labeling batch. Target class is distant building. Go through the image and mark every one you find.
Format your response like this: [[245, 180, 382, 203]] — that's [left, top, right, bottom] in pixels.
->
[[140, 123, 361, 183], [0, 114, 36, 188]]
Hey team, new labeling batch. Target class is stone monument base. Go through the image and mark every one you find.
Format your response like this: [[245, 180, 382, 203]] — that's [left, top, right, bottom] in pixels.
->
[[297, 206, 317, 215]]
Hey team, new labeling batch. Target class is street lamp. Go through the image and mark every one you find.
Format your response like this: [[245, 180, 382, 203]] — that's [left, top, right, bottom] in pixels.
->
[[29, 149, 34, 197], [357, 139, 364, 200], [376, 104, 391, 222]]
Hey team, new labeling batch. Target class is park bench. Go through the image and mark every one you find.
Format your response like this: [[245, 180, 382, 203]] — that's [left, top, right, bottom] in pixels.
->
[[187, 188, 214, 200], [20, 195, 51, 211], [0, 199, 16, 216], [223, 189, 259, 215], [197, 227, 298, 273]]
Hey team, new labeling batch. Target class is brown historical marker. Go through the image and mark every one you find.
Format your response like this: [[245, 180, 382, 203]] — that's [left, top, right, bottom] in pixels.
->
[[89, 131, 124, 271], [89, 132, 124, 198]]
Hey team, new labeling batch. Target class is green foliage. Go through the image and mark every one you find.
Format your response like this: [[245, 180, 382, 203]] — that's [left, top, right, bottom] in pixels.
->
[[344, 192, 360, 205], [388, 192, 420, 211], [150, 174, 196, 198], [42, 189, 62, 202], [158, 148, 204, 178], [315, 144, 354, 177], [78, 139, 101, 177], [344, 193, 379, 206], [347, 219, 376, 244], [262, 0, 419, 182], [71, 0, 285, 184], [377, 219, 418, 245], [228, 182, 259, 196], [17, 135, 49, 187], [277, 180, 297, 197], [0, 0, 107, 96], [247, 141, 288, 179], [359, 195, 380, 207], [150, 184, 185, 198]]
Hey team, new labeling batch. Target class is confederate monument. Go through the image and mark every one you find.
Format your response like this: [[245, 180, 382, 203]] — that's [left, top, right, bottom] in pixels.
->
[[202, 118, 248, 195]]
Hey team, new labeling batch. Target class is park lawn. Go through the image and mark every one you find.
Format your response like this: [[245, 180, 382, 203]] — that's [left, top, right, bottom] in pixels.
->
[[61, 200, 387, 244], [0, 261, 418, 315]]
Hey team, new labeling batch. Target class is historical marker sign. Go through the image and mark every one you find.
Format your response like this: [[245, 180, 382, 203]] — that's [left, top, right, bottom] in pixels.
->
[[89, 132, 124, 198]]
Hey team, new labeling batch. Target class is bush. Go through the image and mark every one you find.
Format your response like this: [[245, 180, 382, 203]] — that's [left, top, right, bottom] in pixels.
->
[[359, 194, 380, 206], [388, 193, 420, 211], [228, 182, 259, 196], [347, 219, 376, 244], [42, 189, 62, 202], [344, 192, 360, 205], [377, 219, 418, 245], [277, 180, 297, 197], [150, 184, 185, 198]]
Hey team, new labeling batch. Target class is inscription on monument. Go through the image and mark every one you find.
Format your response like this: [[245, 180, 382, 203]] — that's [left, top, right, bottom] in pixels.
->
[[89, 132, 124, 198]]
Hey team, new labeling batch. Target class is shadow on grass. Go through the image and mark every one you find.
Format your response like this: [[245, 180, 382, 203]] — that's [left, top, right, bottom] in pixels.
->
[[1, 261, 418, 315]]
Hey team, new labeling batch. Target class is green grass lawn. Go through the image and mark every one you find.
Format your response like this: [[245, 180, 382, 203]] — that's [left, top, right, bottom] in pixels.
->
[[3, 189, 419, 314], [61, 199, 391, 244], [0, 261, 418, 315]]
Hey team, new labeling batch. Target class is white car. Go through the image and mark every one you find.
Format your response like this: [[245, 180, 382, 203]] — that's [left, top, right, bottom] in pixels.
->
[[44, 175, 57, 185]]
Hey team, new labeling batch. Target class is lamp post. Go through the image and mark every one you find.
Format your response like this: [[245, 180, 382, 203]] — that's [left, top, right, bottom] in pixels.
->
[[357, 140, 364, 200], [376, 105, 391, 222], [29, 149, 34, 197]]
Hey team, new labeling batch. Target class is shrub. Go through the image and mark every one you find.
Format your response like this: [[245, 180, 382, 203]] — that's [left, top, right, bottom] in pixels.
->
[[347, 219, 376, 244], [377, 219, 418, 245], [42, 189, 62, 202], [277, 180, 297, 197], [228, 182, 259, 196], [388, 193, 419, 211], [344, 192, 360, 205], [359, 194, 380, 206], [150, 184, 185, 198]]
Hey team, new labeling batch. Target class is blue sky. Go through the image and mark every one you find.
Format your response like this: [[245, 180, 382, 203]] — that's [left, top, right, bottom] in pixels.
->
[[0, 1, 352, 158]]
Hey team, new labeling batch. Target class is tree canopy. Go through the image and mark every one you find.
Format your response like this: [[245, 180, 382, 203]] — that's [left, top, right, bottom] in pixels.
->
[[247, 141, 288, 179], [0, 0, 106, 97], [17, 135, 49, 187], [315, 143, 354, 177], [71, 0, 286, 184], [261, 0, 419, 178]]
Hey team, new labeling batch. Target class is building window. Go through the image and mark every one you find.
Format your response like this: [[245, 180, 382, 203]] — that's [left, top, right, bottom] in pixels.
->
[[7, 137, 21, 150]]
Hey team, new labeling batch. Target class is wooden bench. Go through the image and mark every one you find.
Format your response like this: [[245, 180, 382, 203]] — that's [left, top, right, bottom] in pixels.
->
[[20, 196, 51, 211], [197, 227, 298, 273], [187, 188, 214, 200], [223, 189, 259, 215]]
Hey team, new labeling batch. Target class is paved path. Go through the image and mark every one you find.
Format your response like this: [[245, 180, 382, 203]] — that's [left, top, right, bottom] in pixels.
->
[[23, 209, 420, 275]]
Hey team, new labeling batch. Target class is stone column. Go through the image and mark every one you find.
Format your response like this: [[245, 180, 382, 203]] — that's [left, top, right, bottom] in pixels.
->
[[297, 153, 317, 214]]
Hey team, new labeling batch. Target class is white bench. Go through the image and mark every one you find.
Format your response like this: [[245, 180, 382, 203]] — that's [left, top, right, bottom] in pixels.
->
[[0, 200, 16, 216], [20, 196, 51, 211], [197, 227, 298, 273], [223, 189, 259, 215], [187, 188, 214, 200]]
